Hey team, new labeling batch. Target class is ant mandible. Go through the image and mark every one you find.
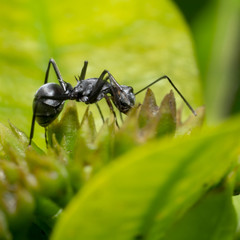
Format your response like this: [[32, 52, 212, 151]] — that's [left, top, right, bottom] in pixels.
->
[[29, 58, 197, 146]]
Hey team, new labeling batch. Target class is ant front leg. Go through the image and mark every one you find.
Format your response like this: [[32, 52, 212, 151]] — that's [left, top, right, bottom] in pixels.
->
[[45, 127, 49, 148], [104, 95, 120, 128]]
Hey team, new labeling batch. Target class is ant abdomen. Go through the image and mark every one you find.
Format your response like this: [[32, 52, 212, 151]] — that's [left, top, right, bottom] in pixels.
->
[[33, 83, 65, 127]]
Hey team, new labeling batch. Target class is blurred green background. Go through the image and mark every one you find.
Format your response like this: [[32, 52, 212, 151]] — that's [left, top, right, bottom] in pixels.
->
[[0, 0, 239, 148], [174, 0, 240, 122]]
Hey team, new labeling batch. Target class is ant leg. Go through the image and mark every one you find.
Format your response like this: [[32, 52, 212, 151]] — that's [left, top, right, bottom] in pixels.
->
[[87, 70, 110, 102], [95, 103, 105, 123], [44, 58, 69, 92], [45, 127, 48, 148], [29, 114, 35, 146], [29, 104, 38, 146], [104, 96, 120, 128], [135, 75, 197, 116], [101, 71, 126, 105], [98, 70, 122, 90], [78, 61, 88, 80], [88, 70, 121, 104]]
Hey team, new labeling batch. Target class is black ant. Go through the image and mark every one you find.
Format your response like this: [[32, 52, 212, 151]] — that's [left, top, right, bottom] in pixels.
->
[[29, 58, 196, 146]]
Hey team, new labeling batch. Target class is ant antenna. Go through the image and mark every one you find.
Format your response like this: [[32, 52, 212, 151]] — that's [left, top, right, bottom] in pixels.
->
[[135, 75, 197, 116]]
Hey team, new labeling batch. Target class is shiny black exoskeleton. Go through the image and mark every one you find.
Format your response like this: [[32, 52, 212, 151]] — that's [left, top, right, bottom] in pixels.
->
[[32, 83, 65, 127], [29, 59, 136, 145], [29, 58, 196, 146]]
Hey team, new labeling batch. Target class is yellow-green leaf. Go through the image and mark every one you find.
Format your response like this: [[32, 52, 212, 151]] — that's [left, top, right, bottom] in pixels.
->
[[0, 0, 202, 148], [51, 115, 240, 240]]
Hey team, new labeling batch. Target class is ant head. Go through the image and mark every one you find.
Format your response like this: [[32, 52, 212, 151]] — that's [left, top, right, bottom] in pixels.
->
[[112, 85, 135, 114]]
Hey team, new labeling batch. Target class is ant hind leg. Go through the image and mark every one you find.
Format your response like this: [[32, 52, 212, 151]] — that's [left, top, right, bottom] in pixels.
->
[[45, 127, 48, 148], [29, 103, 38, 146], [44, 58, 69, 92]]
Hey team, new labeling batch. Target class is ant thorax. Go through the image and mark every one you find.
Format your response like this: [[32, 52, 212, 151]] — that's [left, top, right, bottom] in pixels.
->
[[70, 78, 112, 103]]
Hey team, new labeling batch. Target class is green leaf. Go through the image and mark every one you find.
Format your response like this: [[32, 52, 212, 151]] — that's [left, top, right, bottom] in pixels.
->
[[176, 106, 205, 136], [155, 90, 176, 137], [0, 186, 35, 236], [34, 196, 62, 236], [26, 150, 73, 207], [112, 90, 178, 158], [233, 195, 240, 239], [51, 115, 240, 240], [48, 101, 80, 159], [138, 88, 176, 139], [0, 210, 11, 240], [0, 122, 27, 159], [165, 183, 237, 240], [0, 0, 202, 149], [138, 88, 160, 129]]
